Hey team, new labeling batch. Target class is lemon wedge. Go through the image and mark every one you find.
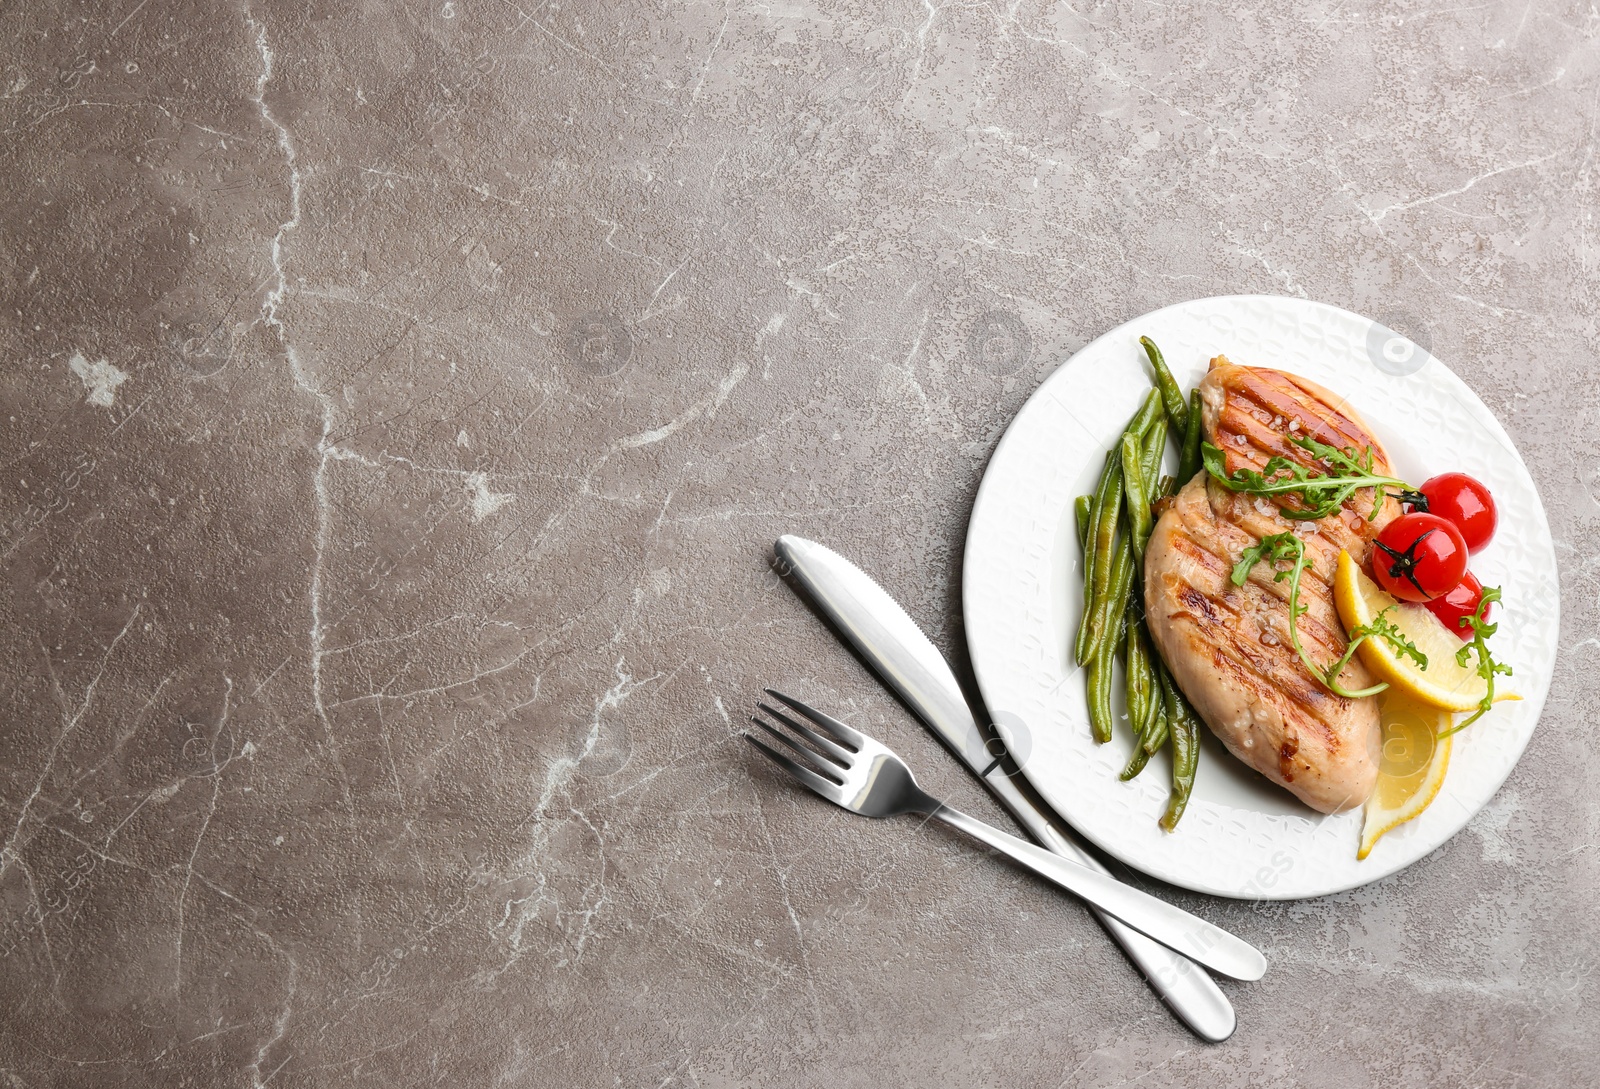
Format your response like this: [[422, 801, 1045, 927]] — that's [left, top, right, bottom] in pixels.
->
[[1359, 692, 1453, 859], [1332, 550, 1515, 713]]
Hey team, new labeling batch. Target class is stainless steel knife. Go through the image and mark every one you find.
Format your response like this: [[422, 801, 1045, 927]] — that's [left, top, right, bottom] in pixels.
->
[[774, 533, 1237, 1042]]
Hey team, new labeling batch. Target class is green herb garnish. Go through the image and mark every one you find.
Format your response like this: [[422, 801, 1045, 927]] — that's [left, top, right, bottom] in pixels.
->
[[1438, 587, 1513, 738], [1322, 605, 1427, 696], [1232, 533, 1420, 700], [1203, 434, 1418, 521], [1231, 533, 1352, 693]]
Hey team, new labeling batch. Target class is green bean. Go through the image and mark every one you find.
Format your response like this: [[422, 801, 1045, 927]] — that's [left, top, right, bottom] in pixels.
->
[[1072, 363, 1207, 815], [1146, 662, 1178, 755], [1074, 452, 1124, 666], [1107, 394, 1163, 663], [1128, 390, 1164, 521], [1124, 607, 1150, 737], [1140, 415, 1167, 485], [1144, 710, 1170, 757], [1161, 687, 1200, 831], [1136, 627, 1169, 753], [1161, 663, 1186, 721], [1128, 416, 1168, 557], [1178, 388, 1203, 484], [1081, 388, 1173, 743], [1074, 495, 1095, 715], [1086, 651, 1110, 744], [1140, 336, 1189, 437], [1119, 729, 1154, 781], [1120, 433, 1150, 558], [1120, 622, 1156, 781], [1087, 607, 1125, 744], [1075, 493, 1095, 630], [1088, 525, 1135, 666], [1127, 388, 1163, 442], [1080, 457, 1115, 612]]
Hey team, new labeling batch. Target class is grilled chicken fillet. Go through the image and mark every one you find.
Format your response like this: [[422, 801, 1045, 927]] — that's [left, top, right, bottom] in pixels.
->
[[1143, 358, 1400, 814]]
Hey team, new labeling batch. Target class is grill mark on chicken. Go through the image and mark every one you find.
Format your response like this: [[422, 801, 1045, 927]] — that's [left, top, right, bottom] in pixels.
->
[[1203, 643, 1335, 757], [1143, 357, 1394, 814], [1168, 535, 1231, 581], [1177, 584, 1221, 625], [1165, 529, 1347, 707], [1211, 365, 1397, 528], [1278, 737, 1300, 782], [1166, 494, 1350, 663], [1166, 561, 1344, 728], [1175, 570, 1304, 683], [1214, 367, 1374, 471]]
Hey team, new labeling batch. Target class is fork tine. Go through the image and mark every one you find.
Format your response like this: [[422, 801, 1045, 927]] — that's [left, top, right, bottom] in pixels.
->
[[764, 688, 865, 748], [744, 732, 845, 803], [757, 701, 854, 765], [749, 716, 844, 779]]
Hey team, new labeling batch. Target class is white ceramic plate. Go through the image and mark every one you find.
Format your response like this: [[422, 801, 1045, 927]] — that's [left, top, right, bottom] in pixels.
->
[[963, 295, 1559, 899]]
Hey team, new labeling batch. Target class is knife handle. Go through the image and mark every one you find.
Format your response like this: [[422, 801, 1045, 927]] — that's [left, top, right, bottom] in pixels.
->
[[975, 733, 1237, 1039], [1028, 819, 1237, 1040], [946, 758, 1237, 1038], [931, 804, 1264, 982]]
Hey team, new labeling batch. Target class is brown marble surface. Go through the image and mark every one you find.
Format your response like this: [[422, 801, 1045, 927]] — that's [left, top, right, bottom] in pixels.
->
[[3, 1, 1598, 1085]]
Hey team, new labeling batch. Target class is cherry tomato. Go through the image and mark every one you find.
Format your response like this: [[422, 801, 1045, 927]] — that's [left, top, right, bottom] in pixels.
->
[[1371, 512, 1469, 603], [1414, 472, 1497, 554], [1424, 570, 1490, 640]]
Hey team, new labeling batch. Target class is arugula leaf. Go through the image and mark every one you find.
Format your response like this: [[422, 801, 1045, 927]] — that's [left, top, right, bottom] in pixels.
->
[[1232, 533, 1341, 691], [1200, 441, 1232, 487], [1233, 533, 1406, 700], [1203, 434, 1412, 521], [1358, 608, 1428, 670], [1321, 605, 1427, 699], [1439, 586, 1513, 738], [1231, 533, 1305, 588]]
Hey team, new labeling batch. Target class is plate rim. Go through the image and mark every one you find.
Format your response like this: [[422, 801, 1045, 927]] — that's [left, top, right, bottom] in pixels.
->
[[962, 293, 1559, 900]]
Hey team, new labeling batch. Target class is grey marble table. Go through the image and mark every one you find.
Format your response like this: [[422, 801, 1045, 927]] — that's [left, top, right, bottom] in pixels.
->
[[2, 2, 1597, 1086]]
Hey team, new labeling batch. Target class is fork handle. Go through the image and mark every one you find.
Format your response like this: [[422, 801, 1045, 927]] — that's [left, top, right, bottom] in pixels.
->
[[930, 804, 1266, 982], [1025, 821, 1236, 1039]]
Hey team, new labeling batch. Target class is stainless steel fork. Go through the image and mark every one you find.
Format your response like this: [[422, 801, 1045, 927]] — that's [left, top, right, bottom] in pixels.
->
[[748, 689, 1267, 983]]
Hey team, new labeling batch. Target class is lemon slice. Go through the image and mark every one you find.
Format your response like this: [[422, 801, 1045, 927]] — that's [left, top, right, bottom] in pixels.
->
[[1359, 692, 1453, 859], [1332, 550, 1514, 713]]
